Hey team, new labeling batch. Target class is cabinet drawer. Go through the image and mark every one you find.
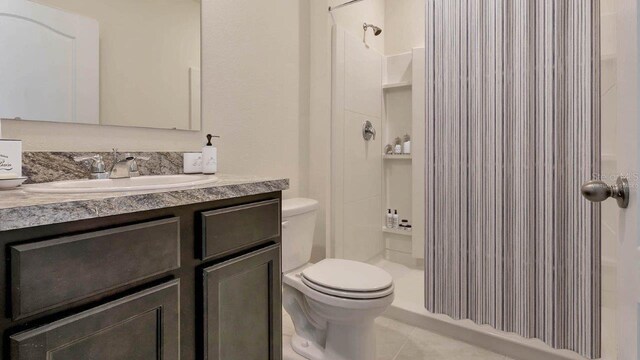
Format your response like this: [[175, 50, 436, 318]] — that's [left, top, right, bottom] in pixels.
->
[[201, 199, 280, 260], [10, 279, 180, 360], [10, 217, 181, 320]]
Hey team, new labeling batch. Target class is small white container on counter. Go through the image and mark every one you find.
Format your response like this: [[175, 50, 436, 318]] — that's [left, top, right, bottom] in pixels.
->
[[202, 134, 220, 175], [183, 153, 203, 174], [0, 139, 22, 178], [202, 148, 217, 174]]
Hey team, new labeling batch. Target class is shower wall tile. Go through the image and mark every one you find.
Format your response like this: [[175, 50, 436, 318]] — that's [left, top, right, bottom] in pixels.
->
[[344, 110, 382, 203], [425, 0, 601, 358], [333, 27, 384, 261], [345, 33, 382, 117], [343, 195, 384, 262]]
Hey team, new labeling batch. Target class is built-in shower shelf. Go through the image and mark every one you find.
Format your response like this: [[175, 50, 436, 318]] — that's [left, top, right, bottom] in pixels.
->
[[383, 81, 412, 90], [383, 226, 412, 236], [383, 154, 412, 160]]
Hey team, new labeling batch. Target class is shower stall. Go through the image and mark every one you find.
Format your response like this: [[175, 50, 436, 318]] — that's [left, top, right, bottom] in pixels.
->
[[328, 0, 620, 359]]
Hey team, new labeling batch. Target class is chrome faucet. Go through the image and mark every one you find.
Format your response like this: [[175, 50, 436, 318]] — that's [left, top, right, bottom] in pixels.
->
[[109, 149, 150, 179], [75, 150, 150, 179], [109, 149, 134, 179]]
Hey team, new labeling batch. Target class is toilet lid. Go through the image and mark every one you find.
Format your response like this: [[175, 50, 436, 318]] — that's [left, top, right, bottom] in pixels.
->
[[301, 259, 394, 296]]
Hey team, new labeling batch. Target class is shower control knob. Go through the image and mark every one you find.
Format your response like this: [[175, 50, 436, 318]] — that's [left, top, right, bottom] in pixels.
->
[[362, 121, 376, 141], [581, 176, 629, 209]]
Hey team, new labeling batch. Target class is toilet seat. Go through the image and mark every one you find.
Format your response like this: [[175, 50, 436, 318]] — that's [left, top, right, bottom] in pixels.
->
[[302, 276, 394, 299], [300, 259, 394, 300]]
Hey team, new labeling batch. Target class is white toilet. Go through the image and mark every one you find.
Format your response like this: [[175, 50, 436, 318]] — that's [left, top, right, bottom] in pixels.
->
[[282, 198, 395, 360]]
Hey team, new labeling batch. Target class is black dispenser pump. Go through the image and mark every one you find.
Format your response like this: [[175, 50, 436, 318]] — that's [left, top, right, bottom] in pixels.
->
[[206, 134, 220, 146]]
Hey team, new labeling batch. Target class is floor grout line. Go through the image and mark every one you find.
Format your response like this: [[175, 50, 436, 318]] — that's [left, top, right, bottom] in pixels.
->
[[391, 337, 411, 360]]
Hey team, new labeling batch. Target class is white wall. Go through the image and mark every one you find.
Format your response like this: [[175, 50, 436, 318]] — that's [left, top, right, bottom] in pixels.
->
[[384, 0, 425, 55], [2, 0, 310, 198], [203, 0, 309, 197], [308, 1, 334, 261]]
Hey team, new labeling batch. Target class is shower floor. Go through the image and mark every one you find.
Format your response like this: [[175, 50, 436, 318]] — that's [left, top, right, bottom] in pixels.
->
[[371, 258, 617, 360]]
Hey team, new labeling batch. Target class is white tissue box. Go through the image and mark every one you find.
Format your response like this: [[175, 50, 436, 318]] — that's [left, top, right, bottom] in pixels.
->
[[0, 139, 22, 178]]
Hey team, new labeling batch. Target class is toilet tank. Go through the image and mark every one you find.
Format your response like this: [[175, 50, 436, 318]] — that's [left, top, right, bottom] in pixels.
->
[[282, 198, 319, 272]]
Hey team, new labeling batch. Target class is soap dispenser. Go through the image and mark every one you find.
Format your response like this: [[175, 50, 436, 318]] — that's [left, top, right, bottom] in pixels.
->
[[202, 134, 220, 174]]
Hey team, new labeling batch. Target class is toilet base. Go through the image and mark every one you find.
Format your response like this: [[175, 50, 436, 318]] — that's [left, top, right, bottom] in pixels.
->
[[291, 333, 325, 360], [289, 320, 377, 360]]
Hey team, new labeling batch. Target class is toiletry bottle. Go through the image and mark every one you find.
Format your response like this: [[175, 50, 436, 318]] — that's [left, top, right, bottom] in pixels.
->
[[392, 210, 399, 228], [403, 134, 411, 154], [394, 137, 402, 154], [400, 219, 409, 230], [202, 134, 220, 174], [386, 209, 393, 228]]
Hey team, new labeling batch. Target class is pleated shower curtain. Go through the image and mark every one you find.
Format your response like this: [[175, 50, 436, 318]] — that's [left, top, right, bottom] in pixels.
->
[[424, 0, 601, 358]]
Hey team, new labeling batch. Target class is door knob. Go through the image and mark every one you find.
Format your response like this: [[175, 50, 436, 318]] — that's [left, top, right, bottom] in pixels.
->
[[581, 176, 629, 209]]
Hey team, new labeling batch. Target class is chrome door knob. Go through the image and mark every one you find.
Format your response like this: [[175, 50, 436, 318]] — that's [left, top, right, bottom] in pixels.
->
[[581, 176, 629, 209]]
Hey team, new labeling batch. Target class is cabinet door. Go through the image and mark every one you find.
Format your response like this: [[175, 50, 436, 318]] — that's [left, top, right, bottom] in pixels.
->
[[10, 280, 180, 360], [203, 245, 282, 360]]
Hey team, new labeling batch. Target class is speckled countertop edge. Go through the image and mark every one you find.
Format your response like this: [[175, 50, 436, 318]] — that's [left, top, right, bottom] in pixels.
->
[[0, 175, 289, 232]]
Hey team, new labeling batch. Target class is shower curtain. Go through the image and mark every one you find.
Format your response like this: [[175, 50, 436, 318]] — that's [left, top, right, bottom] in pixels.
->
[[424, 0, 600, 358]]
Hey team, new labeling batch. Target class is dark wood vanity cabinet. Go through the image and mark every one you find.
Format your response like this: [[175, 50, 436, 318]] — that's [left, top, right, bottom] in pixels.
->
[[10, 280, 181, 360], [203, 245, 282, 360], [0, 191, 283, 360]]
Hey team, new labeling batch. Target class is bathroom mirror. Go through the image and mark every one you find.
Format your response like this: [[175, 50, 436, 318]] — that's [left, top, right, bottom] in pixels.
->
[[0, 0, 201, 131]]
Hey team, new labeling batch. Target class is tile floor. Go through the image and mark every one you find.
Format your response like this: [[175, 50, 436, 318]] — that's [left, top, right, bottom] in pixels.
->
[[283, 311, 512, 360], [372, 258, 617, 360]]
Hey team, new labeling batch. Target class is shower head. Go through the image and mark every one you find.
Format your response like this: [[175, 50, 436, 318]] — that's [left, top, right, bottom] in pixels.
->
[[363, 23, 383, 36]]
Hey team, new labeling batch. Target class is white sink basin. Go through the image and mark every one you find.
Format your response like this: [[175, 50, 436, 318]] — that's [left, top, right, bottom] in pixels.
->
[[24, 175, 219, 194]]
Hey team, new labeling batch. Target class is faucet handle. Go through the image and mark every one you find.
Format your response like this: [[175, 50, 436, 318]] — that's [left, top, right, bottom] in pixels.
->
[[124, 153, 149, 177], [112, 148, 120, 162], [74, 154, 101, 163], [125, 153, 150, 161], [74, 154, 107, 179]]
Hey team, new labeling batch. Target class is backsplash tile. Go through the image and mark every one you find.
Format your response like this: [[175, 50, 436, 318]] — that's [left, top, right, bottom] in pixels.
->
[[23, 152, 184, 184]]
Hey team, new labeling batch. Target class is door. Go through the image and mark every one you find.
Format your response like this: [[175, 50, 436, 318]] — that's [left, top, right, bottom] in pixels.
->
[[202, 244, 282, 360], [614, 0, 640, 358], [0, 0, 99, 124], [10, 280, 180, 360]]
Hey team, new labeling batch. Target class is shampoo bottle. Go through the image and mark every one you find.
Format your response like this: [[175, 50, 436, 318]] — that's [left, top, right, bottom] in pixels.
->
[[403, 134, 411, 154], [386, 209, 393, 228], [392, 210, 399, 228], [202, 134, 220, 174]]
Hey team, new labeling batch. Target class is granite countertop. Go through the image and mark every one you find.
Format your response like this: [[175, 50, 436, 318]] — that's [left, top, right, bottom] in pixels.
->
[[0, 174, 289, 232]]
